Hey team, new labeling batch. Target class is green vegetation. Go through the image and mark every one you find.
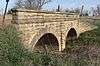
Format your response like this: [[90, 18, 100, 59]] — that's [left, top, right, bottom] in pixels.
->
[[68, 19, 100, 48], [0, 20, 100, 66], [0, 25, 31, 66], [66, 19, 100, 66]]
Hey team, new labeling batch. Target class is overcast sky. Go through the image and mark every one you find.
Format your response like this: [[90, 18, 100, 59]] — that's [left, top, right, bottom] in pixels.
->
[[0, 0, 100, 12]]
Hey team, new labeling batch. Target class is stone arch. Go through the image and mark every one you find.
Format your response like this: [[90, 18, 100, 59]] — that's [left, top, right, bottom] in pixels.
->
[[67, 28, 77, 40], [63, 28, 78, 51], [32, 33, 59, 52], [65, 28, 78, 46]]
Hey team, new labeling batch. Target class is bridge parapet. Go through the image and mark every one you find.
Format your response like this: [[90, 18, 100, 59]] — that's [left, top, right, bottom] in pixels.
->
[[11, 9, 79, 24], [79, 17, 95, 24]]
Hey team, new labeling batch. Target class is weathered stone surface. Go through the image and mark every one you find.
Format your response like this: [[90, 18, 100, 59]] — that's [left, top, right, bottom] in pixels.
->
[[11, 9, 97, 51], [0, 15, 12, 26]]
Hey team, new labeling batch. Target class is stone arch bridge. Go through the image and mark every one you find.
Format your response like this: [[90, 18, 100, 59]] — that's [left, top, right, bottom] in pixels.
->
[[11, 9, 96, 52]]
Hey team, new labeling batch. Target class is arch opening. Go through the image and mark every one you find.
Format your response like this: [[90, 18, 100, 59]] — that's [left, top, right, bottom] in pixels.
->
[[34, 33, 59, 52], [67, 28, 77, 41], [64, 28, 77, 51]]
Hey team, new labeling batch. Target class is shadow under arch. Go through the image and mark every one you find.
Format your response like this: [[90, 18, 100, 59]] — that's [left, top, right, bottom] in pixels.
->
[[63, 28, 78, 52], [67, 28, 77, 41], [33, 33, 59, 52]]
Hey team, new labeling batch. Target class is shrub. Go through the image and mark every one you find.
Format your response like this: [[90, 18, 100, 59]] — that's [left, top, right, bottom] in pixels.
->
[[0, 25, 31, 66]]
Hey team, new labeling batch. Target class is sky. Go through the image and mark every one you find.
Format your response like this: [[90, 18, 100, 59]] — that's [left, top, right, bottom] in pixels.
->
[[0, 0, 100, 13], [43, 0, 100, 10]]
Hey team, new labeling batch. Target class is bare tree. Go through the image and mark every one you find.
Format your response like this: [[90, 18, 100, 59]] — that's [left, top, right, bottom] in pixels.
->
[[36, 0, 52, 9], [15, 0, 52, 10], [65, 8, 80, 13], [91, 5, 100, 16], [96, 5, 100, 16], [74, 8, 80, 13], [91, 7, 97, 16]]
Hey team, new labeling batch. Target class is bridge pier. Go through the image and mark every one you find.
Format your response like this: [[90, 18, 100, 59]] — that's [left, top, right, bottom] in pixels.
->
[[60, 39, 66, 51], [59, 32, 66, 51]]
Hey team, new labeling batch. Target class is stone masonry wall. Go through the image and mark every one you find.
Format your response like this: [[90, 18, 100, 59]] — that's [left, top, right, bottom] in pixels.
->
[[0, 15, 12, 26], [11, 9, 97, 51]]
